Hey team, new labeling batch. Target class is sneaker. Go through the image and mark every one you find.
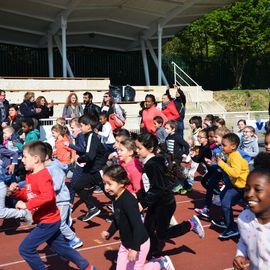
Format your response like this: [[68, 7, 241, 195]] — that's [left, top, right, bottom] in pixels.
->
[[180, 184, 192, 195], [106, 216, 113, 223], [82, 207, 101, 222], [85, 264, 97, 270], [219, 228, 239, 239], [211, 219, 227, 229], [172, 183, 183, 193], [158, 255, 175, 270], [23, 209, 33, 225], [212, 195, 221, 206], [194, 207, 210, 219], [106, 203, 113, 211], [68, 237, 83, 249], [93, 186, 103, 194], [189, 215, 205, 238]]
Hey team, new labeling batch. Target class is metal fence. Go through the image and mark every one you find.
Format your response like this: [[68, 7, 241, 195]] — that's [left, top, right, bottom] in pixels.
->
[[39, 110, 269, 145]]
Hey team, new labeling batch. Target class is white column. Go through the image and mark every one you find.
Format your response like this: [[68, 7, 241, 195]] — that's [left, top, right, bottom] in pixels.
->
[[146, 40, 168, 86], [47, 33, 54, 77], [158, 24, 163, 86], [140, 38, 150, 86], [54, 35, 74, 77], [61, 16, 67, 78]]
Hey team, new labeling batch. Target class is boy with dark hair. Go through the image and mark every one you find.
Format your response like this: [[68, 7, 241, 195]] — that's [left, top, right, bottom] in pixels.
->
[[9, 141, 96, 270], [164, 120, 189, 193], [74, 114, 108, 221], [153, 116, 167, 144], [212, 133, 249, 239]]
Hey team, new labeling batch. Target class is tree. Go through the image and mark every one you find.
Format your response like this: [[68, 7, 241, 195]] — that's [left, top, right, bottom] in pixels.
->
[[164, 0, 270, 89]]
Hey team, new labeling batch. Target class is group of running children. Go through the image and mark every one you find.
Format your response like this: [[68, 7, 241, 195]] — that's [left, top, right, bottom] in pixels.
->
[[1, 103, 270, 270]]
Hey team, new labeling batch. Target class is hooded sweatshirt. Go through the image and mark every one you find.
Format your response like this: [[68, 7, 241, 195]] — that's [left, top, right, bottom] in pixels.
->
[[16, 129, 40, 151], [45, 158, 70, 205], [240, 136, 259, 158]]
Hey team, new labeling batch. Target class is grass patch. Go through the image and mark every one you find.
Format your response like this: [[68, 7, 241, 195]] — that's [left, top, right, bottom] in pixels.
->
[[213, 89, 269, 111]]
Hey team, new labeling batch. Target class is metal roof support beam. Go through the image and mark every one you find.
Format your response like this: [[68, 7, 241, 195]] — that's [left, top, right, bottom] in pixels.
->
[[38, 0, 82, 47], [146, 40, 168, 86], [48, 33, 54, 77], [158, 24, 162, 86], [61, 16, 67, 78], [140, 38, 150, 86], [54, 35, 74, 78]]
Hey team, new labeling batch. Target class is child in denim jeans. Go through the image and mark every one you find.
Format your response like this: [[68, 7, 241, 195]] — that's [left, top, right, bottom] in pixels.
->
[[9, 141, 96, 270], [213, 133, 249, 239]]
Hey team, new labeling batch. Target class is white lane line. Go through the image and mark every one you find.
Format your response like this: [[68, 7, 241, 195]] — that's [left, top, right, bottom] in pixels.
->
[[0, 241, 121, 268]]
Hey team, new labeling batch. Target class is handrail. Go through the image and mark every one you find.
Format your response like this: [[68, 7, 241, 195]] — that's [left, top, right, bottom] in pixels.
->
[[172, 61, 199, 86]]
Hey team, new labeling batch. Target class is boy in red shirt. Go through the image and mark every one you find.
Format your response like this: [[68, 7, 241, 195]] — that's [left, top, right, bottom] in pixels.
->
[[9, 141, 96, 270]]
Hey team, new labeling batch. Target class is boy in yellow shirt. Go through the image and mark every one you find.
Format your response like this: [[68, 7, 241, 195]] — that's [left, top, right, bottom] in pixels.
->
[[212, 133, 249, 239]]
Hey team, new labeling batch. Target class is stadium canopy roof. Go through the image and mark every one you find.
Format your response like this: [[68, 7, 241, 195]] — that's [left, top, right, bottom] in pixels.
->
[[0, 0, 234, 81]]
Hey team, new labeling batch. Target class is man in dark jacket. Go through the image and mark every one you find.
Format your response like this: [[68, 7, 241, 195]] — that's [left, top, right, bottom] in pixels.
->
[[83, 92, 101, 120], [0, 90, 9, 123], [0, 90, 9, 143]]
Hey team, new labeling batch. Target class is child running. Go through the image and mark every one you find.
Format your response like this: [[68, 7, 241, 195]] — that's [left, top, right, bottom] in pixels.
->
[[51, 124, 75, 166], [9, 141, 96, 270], [101, 165, 175, 270], [135, 132, 204, 258], [118, 138, 143, 195], [233, 164, 270, 269], [212, 133, 249, 239], [44, 142, 83, 249]]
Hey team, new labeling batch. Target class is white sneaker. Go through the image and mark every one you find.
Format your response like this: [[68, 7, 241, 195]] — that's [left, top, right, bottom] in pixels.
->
[[212, 195, 221, 206], [159, 256, 175, 270]]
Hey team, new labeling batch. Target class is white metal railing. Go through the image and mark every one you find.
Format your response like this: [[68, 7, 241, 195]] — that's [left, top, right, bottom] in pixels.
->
[[38, 111, 268, 144], [172, 61, 226, 113], [172, 61, 199, 87]]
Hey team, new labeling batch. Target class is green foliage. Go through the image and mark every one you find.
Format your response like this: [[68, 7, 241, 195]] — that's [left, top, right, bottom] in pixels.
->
[[164, 0, 270, 89]]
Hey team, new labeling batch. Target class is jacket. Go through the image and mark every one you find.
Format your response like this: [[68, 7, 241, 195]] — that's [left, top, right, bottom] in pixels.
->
[[218, 151, 249, 189], [46, 159, 70, 205], [62, 104, 83, 118], [77, 131, 107, 173], [83, 102, 101, 119], [162, 101, 179, 121], [240, 136, 259, 158], [15, 168, 60, 224], [16, 129, 40, 151], [142, 105, 167, 134], [139, 156, 175, 209]]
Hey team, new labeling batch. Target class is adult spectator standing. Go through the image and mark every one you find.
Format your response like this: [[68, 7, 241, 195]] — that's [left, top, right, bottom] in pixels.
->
[[0, 90, 9, 122], [100, 92, 125, 120], [35, 96, 54, 119], [173, 86, 186, 137], [2, 104, 23, 133], [62, 93, 83, 119], [141, 94, 167, 135], [83, 92, 101, 119], [0, 90, 9, 143], [19, 92, 42, 119], [161, 89, 179, 121]]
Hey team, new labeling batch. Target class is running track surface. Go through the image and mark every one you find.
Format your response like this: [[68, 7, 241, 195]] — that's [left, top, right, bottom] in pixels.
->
[[0, 180, 241, 270]]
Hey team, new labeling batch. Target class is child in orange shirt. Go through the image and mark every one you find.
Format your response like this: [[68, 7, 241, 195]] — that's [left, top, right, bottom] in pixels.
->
[[51, 124, 75, 166]]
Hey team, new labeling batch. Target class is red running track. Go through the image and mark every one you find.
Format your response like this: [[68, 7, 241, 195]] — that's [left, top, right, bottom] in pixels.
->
[[0, 180, 241, 270]]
